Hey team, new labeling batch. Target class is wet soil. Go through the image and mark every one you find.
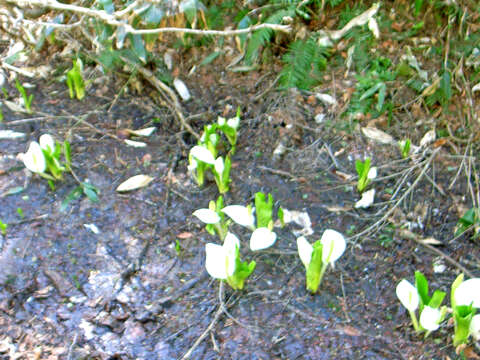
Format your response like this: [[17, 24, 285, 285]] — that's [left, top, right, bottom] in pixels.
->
[[0, 61, 479, 360]]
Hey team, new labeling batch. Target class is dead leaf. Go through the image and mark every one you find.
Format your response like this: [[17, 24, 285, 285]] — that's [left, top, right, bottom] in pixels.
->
[[116, 175, 154, 192], [124, 139, 147, 147], [126, 127, 156, 137], [326, 205, 352, 212], [177, 232, 193, 239], [361, 127, 394, 144], [463, 346, 480, 359], [341, 325, 362, 337], [418, 237, 443, 245], [334, 170, 353, 181], [433, 138, 447, 148], [420, 129, 436, 147]]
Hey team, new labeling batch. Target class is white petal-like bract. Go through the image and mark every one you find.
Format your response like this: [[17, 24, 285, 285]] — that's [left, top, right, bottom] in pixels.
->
[[214, 157, 224, 175], [23, 141, 46, 174], [320, 229, 346, 265], [250, 227, 277, 251], [396, 279, 419, 312], [39, 134, 55, 153], [193, 208, 220, 224], [223, 232, 239, 277], [454, 278, 480, 308], [222, 205, 255, 228], [367, 166, 377, 180], [205, 243, 228, 279], [173, 78, 191, 101], [420, 306, 441, 331], [470, 314, 480, 340], [355, 188, 376, 209], [297, 236, 313, 269], [189, 146, 215, 165]]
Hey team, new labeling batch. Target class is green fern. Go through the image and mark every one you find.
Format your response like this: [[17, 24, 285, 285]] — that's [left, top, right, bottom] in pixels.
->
[[279, 39, 328, 89], [244, 8, 295, 65]]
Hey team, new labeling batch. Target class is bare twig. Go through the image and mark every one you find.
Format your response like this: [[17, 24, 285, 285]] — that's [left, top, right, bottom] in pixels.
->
[[181, 282, 224, 359], [7, 0, 290, 36]]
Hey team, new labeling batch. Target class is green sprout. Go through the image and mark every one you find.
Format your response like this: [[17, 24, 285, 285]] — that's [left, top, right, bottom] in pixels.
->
[[355, 157, 376, 193], [66, 58, 85, 100], [15, 79, 34, 114], [0, 220, 7, 236], [399, 139, 411, 159]]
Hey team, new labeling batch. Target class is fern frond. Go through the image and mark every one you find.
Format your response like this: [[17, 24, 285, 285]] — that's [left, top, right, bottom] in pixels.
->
[[279, 39, 328, 89], [244, 8, 295, 65]]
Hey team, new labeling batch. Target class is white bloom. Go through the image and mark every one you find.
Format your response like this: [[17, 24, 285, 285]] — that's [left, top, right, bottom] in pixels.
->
[[396, 279, 419, 312], [214, 157, 224, 175], [420, 306, 441, 331], [454, 278, 480, 308], [320, 229, 346, 266], [355, 188, 376, 208], [39, 134, 55, 153], [189, 146, 215, 165], [367, 166, 377, 180], [205, 232, 239, 279], [187, 157, 198, 172], [222, 205, 255, 228], [193, 208, 220, 224], [470, 314, 480, 340], [368, 18, 380, 39], [227, 116, 240, 129], [22, 141, 46, 174], [297, 236, 313, 269], [217, 116, 226, 126], [250, 227, 276, 251]]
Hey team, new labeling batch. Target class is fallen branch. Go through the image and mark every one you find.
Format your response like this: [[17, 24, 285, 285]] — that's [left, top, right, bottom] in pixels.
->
[[5, 0, 291, 36]]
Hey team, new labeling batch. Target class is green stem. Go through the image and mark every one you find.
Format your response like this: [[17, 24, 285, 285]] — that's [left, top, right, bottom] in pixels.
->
[[317, 263, 328, 291], [409, 310, 420, 332]]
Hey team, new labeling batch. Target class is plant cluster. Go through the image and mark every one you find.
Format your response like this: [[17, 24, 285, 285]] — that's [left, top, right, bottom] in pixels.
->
[[354, 157, 377, 209], [190, 115, 346, 292], [397, 272, 480, 346]]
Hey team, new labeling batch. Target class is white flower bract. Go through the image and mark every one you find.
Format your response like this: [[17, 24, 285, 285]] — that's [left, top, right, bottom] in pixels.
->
[[470, 314, 480, 340], [320, 229, 346, 265], [297, 236, 313, 269], [454, 278, 480, 308], [396, 279, 419, 312], [214, 157, 224, 175], [193, 208, 220, 224], [355, 188, 375, 208], [39, 134, 55, 153], [250, 227, 276, 251], [227, 116, 240, 129], [22, 141, 46, 174], [189, 145, 215, 165], [367, 166, 377, 180], [222, 205, 255, 228], [205, 232, 239, 279], [420, 306, 441, 331]]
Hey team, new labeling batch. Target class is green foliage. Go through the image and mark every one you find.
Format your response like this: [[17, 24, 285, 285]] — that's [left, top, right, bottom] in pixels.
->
[[244, 8, 295, 65], [348, 57, 395, 118], [455, 207, 480, 239], [15, 79, 34, 114], [60, 182, 100, 212], [279, 38, 329, 89], [399, 139, 411, 159], [0, 220, 7, 236], [355, 157, 372, 193], [66, 59, 85, 100], [254, 192, 274, 228]]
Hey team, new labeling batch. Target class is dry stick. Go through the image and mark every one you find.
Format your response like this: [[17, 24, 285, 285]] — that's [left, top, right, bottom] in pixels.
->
[[348, 149, 440, 243], [181, 282, 225, 360], [62, 111, 122, 142], [7, 0, 290, 36], [122, 59, 200, 140]]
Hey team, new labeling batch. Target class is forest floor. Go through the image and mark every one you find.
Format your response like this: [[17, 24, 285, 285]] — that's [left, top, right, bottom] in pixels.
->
[[1, 8, 480, 359]]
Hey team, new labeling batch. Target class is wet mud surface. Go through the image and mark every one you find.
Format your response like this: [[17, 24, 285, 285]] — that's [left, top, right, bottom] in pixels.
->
[[0, 67, 479, 359]]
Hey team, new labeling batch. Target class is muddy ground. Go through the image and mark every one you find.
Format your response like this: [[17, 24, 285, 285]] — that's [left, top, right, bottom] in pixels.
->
[[0, 57, 479, 360]]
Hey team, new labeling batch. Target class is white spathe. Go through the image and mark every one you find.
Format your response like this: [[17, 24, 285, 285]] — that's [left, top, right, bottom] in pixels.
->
[[214, 157, 224, 175], [250, 227, 277, 251], [39, 134, 55, 153], [355, 188, 375, 209], [222, 205, 255, 228], [193, 208, 220, 224], [396, 279, 419, 312], [367, 166, 377, 180], [454, 278, 480, 308], [419, 306, 441, 331], [189, 145, 215, 165], [297, 236, 313, 269], [470, 314, 480, 340], [320, 229, 346, 265], [227, 116, 240, 129], [22, 141, 46, 173], [205, 232, 239, 279]]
